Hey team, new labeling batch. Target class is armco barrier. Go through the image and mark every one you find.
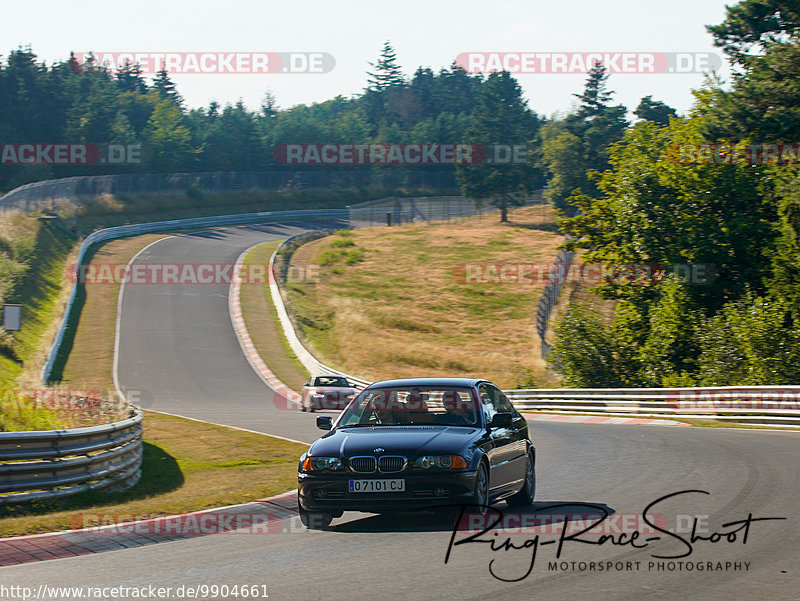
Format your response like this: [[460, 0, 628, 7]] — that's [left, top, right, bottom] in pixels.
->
[[40, 196, 515, 384], [0, 408, 143, 505], [268, 234, 371, 389], [505, 387, 800, 426], [40, 208, 349, 384], [267, 250, 800, 427], [0, 171, 461, 213], [535, 245, 575, 359]]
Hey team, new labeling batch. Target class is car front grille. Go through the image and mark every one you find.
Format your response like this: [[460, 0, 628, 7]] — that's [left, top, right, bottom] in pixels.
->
[[378, 455, 406, 473], [349, 456, 377, 473]]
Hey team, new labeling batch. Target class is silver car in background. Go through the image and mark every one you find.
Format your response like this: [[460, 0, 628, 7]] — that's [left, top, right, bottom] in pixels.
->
[[301, 374, 358, 412]]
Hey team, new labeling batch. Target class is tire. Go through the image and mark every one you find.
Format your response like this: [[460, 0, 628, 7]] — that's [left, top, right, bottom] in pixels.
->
[[471, 462, 490, 515], [507, 450, 535, 506], [298, 505, 333, 529]]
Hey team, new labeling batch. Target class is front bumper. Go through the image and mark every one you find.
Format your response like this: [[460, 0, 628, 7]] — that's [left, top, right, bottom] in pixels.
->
[[298, 470, 478, 513]]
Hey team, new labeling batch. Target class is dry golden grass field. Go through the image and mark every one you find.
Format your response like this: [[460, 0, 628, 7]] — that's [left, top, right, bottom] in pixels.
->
[[282, 205, 565, 388]]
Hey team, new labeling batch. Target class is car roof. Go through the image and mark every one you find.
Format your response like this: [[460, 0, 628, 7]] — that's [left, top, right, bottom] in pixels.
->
[[365, 377, 484, 389]]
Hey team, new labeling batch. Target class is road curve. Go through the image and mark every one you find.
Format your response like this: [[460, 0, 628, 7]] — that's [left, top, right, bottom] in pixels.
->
[[115, 221, 347, 443], [2, 224, 798, 601]]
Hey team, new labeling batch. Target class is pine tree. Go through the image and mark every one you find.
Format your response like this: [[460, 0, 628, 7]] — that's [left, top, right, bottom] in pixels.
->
[[543, 62, 628, 212], [634, 95, 677, 126], [152, 67, 183, 108], [116, 61, 147, 94], [366, 41, 404, 91], [260, 91, 278, 119], [455, 71, 542, 222], [706, 0, 800, 65], [573, 62, 613, 117]]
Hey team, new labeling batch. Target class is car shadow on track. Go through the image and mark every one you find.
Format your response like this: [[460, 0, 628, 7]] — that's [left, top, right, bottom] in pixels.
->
[[327, 501, 616, 534]]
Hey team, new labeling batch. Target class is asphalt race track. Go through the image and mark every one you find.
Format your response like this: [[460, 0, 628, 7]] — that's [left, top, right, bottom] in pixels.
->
[[2, 223, 798, 601], [111, 221, 346, 443]]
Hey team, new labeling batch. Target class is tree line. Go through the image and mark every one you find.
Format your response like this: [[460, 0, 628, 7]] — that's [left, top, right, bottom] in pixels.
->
[[0, 44, 496, 193], [0, 41, 666, 201], [550, 0, 800, 387], [2, 1, 795, 388]]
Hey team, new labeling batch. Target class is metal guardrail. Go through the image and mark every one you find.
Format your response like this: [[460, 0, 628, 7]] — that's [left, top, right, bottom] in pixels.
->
[[535, 245, 575, 360], [269, 233, 371, 390], [41, 195, 514, 384], [349, 196, 492, 227], [0, 171, 460, 213], [84, 202, 787, 430], [40, 208, 350, 384], [504, 387, 800, 426], [268, 245, 800, 427], [0, 408, 143, 505], [32, 194, 794, 510]]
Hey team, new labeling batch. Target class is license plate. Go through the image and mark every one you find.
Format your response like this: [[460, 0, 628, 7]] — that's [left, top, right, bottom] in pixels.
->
[[348, 479, 405, 493]]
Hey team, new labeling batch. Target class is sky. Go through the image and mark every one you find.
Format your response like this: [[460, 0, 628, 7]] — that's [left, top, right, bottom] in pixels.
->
[[1, 0, 735, 118]]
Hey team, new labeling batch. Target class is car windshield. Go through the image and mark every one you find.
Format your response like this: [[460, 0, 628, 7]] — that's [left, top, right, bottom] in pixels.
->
[[313, 376, 350, 387], [337, 386, 480, 428]]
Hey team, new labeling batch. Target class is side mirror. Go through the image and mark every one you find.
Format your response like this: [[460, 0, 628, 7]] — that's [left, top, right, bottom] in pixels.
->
[[489, 412, 513, 429], [316, 415, 332, 430]]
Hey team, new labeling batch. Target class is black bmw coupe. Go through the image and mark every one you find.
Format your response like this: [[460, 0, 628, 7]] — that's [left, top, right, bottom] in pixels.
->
[[297, 377, 535, 529]]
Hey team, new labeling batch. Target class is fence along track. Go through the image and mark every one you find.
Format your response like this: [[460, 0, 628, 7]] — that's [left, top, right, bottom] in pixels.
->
[[21, 197, 494, 503], [268, 237, 800, 427], [0, 407, 142, 505]]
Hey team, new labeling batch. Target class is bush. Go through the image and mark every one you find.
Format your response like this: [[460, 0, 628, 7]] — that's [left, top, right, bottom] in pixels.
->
[[697, 293, 800, 385], [185, 184, 204, 202], [637, 276, 700, 386], [549, 304, 623, 387]]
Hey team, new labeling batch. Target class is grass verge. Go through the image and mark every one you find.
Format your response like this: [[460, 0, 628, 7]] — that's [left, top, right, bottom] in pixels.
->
[[675, 417, 798, 430], [55, 234, 167, 393], [281, 205, 564, 388], [522, 411, 796, 431], [240, 241, 309, 391], [0, 230, 308, 537], [57, 187, 453, 236], [0, 214, 79, 431], [0, 217, 76, 387], [0, 411, 307, 537]]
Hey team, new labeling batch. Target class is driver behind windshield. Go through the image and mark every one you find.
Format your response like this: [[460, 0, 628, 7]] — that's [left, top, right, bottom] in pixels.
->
[[338, 388, 478, 427]]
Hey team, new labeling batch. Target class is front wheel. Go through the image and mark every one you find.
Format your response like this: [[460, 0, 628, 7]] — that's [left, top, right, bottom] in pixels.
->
[[298, 505, 333, 529], [507, 450, 535, 506], [471, 462, 490, 515]]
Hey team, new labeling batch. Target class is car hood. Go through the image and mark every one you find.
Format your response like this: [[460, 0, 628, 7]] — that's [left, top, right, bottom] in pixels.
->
[[309, 426, 480, 457], [306, 386, 357, 393]]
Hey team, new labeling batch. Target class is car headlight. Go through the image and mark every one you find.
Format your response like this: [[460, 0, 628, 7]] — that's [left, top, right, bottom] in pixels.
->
[[302, 456, 344, 471], [413, 455, 468, 470]]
